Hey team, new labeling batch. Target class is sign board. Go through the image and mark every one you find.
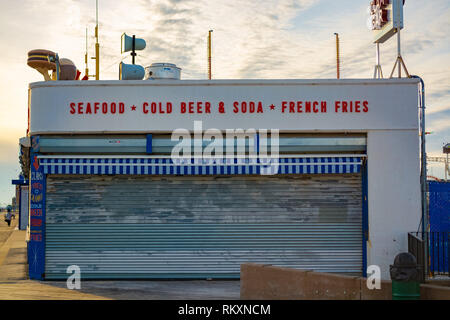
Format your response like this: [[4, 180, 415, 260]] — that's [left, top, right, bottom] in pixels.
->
[[20, 186, 29, 230], [29, 79, 419, 134], [369, 0, 404, 43], [443, 144, 449, 154]]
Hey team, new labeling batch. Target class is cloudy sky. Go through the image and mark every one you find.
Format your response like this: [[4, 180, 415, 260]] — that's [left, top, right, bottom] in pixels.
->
[[0, 0, 449, 205]]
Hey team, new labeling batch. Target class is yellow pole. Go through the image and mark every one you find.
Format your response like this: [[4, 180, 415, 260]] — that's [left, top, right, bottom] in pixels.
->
[[85, 27, 89, 78], [95, 0, 99, 80], [95, 26, 99, 80], [208, 30, 213, 80], [334, 33, 340, 79]]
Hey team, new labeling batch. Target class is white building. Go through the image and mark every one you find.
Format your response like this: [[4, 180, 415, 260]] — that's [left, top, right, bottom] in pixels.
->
[[24, 78, 422, 280]]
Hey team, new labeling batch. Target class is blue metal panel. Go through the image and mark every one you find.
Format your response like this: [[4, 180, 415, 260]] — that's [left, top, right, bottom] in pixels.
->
[[428, 181, 449, 273], [28, 152, 46, 280], [429, 181, 450, 232], [146, 134, 152, 154]]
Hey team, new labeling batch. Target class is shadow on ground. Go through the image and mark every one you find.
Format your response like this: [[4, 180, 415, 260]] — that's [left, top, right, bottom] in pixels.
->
[[43, 280, 241, 300], [1, 219, 240, 300]]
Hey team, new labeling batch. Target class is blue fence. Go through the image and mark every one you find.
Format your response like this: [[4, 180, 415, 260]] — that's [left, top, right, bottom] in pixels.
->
[[429, 232, 449, 275], [428, 181, 450, 275]]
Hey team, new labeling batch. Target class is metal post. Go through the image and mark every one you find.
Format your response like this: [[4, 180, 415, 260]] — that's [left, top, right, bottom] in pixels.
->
[[412, 75, 428, 278], [132, 35, 136, 65], [334, 33, 340, 79], [94, 0, 99, 80], [390, 28, 410, 79], [95, 32, 99, 80], [374, 43, 383, 79], [85, 27, 89, 79], [397, 28, 401, 78], [376, 42, 380, 68], [208, 30, 213, 80]]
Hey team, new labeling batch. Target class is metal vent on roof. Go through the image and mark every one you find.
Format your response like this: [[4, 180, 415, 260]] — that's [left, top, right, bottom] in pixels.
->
[[145, 63, 181, 80]]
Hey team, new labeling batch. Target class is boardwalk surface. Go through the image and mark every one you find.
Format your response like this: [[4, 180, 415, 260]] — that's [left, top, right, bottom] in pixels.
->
[[0, 218, 109, 300], [0, 218, 239, 300]]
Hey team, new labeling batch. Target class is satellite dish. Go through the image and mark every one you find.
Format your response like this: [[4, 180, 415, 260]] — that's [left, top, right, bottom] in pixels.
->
[[121, 33, 146, 53], [119, 62, 145, 80]]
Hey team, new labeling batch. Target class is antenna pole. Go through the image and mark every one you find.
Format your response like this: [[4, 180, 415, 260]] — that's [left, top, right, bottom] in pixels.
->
[[85, 27, 89, 78], [94, 0, 100, 80], [208, 30, 213, 80], [334, 33, 340, 79]]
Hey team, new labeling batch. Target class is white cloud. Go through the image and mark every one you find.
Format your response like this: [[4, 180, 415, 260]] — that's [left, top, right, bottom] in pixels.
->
[[428, 117, 450, 133]]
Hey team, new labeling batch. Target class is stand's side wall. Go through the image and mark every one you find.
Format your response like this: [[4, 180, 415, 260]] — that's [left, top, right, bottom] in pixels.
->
[[367, 130, 421, 280]]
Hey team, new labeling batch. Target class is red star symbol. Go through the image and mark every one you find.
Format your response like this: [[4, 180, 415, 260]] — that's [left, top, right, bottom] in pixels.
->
[[269, 104, 276, 110], [131, 105, 137, 111]]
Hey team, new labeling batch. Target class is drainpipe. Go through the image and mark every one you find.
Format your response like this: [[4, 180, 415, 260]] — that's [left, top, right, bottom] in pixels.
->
[[411, 75, 428, 279]]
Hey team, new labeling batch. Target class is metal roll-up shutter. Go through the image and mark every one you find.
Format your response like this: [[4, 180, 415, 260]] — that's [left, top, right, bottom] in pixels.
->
[[45, 174, 362, 279]]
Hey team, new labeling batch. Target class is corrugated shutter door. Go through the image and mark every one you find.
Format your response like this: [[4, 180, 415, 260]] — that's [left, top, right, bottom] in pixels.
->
[[45, 175, 362, 279]]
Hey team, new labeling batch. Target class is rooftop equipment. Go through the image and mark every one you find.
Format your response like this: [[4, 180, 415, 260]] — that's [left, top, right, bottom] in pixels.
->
[[121, 33, 147, 64], [145, 63, 181, 80], [119, 33, 147, 80], [119, 62, 145, 80]]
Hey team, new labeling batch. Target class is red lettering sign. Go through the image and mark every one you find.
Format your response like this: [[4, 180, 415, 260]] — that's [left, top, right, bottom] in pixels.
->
[[70, 100, 369, 116], [30, 234, 42, 242], [30, 209, 43, 217], [31, 218, 42, 227]]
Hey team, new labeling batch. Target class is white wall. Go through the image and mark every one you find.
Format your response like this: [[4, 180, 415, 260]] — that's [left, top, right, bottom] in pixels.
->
[[367, 130, 422, 280], [29, 79, 419, 134]]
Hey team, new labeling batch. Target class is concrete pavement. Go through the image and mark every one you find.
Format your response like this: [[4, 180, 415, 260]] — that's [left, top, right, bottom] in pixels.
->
[[44, 280, 240, 300], [0, 218, 109, 300], [0, 218, 240, 300]]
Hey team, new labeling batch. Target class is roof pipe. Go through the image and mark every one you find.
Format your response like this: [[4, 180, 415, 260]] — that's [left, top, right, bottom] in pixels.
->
[[411, 75, 428, 279]]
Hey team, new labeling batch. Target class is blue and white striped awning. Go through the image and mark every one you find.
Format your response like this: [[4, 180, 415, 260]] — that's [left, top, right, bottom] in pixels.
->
[[39, 156, 363, 175]]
